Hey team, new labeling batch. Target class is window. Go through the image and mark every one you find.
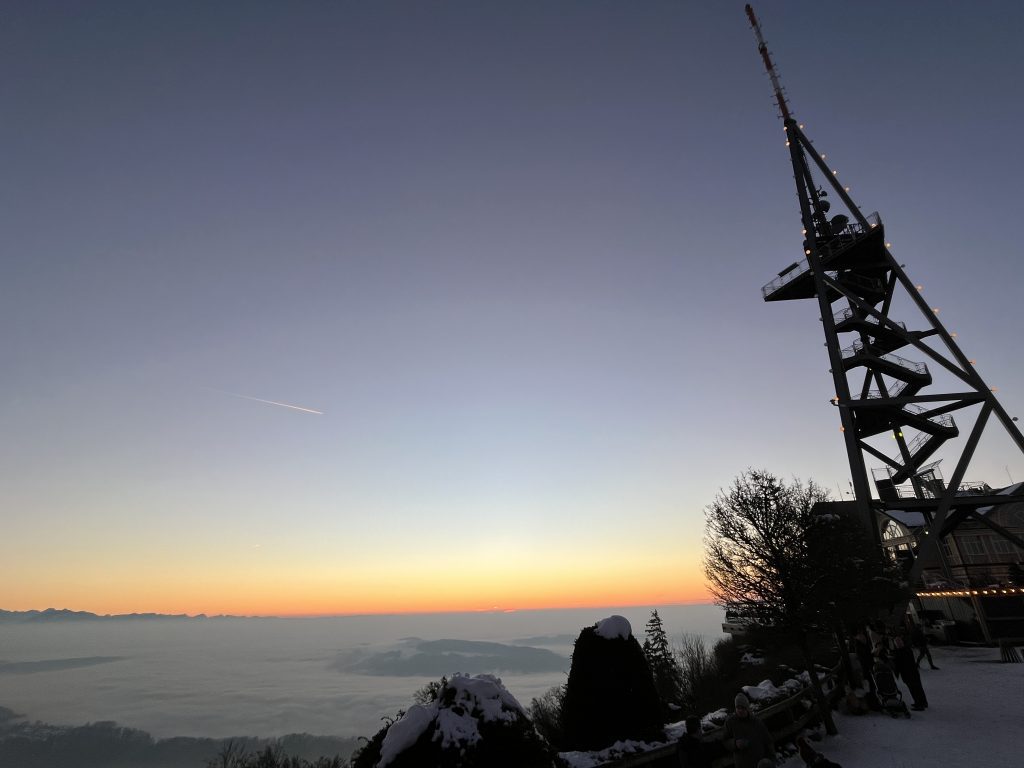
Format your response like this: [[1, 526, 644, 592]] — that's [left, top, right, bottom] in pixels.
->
[[989, 536, 1020, 556], [882, 521, 906, 541], [957, 535, 987, 559]]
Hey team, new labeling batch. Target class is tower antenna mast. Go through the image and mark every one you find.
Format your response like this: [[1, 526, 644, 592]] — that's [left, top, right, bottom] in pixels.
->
[[745, 4, 792, 121]]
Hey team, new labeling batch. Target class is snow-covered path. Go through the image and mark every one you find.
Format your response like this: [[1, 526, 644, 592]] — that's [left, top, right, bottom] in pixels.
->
[[779, 645, 1023, 768]]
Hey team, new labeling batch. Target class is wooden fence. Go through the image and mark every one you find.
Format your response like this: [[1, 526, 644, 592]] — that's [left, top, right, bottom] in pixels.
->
[[595, 665, 843, 768]]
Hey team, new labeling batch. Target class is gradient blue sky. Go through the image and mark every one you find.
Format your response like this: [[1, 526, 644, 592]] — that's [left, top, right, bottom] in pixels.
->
[[4, 1, 1023, 614]]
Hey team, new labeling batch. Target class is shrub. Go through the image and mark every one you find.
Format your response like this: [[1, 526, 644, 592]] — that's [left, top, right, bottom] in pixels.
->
[[527, 684, 566, 748], [350, 675, 556, 768], [560, 617, 663, 751], [206, 742, 344, 768]]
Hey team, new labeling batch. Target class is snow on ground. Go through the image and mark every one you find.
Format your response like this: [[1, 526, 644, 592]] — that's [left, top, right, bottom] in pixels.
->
[[780, 645, 1024, 768], [559, 738, 666, 768], [562, 645, 1022, 768]]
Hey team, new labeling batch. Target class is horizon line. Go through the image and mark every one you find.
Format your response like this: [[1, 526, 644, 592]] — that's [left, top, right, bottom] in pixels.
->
[[4, 599, 719, 621]]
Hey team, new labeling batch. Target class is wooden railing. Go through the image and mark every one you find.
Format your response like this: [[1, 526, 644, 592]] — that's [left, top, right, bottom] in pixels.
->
[[595, 665, 843, 768]]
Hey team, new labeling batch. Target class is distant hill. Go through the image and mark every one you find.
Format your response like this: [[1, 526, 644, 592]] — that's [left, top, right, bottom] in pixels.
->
[[0, 708, 358, 768], [0, 608, 224, 623]]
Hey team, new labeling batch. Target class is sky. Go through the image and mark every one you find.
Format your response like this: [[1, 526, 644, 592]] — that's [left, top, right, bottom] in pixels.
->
[[3, 1, 1024, 616]]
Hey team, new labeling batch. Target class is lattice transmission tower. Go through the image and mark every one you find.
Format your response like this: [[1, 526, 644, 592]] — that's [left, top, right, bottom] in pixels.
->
[[745, 5, 1024, 586]]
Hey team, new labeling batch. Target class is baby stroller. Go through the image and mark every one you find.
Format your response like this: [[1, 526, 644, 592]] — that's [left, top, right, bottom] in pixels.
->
[[871, 661, 911, 718]]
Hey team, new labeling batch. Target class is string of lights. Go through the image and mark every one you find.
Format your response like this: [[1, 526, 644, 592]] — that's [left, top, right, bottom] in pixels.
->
[[916, 587, 1021, 598]]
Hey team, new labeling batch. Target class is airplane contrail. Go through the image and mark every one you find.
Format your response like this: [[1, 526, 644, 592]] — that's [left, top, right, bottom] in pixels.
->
[[203, 387, 324, 415]]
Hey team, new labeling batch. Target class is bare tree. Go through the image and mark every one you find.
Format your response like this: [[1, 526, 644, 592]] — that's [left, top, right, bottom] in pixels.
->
[[703, 469, 838, 734], [674, 633, 714, 710]]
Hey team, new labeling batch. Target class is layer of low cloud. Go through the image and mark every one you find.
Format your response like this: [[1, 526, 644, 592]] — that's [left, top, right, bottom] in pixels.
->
[[0, 656, 125, 674], [332, 638, 568, 677], [509, 634, 576, 647], [1, 607, 722, 741]]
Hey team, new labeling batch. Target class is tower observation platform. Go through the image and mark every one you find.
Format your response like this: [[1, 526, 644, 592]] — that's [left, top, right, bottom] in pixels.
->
[[745, 5, 1024, 587]]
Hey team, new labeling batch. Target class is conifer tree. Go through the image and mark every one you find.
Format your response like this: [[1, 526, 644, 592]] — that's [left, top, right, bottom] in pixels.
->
[[641, 609, 683, 715]]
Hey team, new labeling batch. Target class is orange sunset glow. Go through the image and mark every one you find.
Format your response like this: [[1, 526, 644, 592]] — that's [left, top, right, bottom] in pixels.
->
[[8, 552, 710, 617]]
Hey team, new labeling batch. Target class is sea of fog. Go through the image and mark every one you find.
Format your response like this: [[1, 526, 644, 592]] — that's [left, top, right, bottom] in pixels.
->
[[0, 604, 725, 741]]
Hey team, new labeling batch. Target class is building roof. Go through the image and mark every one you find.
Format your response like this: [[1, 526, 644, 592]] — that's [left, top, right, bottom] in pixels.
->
[[885, 509, 927, 528]]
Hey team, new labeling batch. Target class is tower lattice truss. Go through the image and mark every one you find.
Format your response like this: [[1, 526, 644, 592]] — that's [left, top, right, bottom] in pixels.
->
[[747, 4, 1024, 587]]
